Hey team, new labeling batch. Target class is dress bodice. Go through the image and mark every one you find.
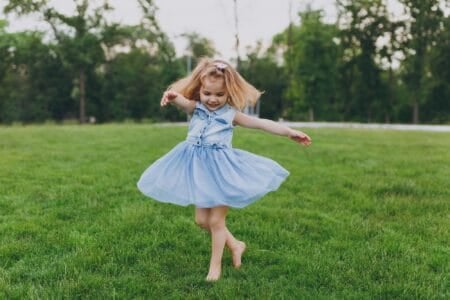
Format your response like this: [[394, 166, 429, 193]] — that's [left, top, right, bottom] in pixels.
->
[[186, 102, 237, 148]]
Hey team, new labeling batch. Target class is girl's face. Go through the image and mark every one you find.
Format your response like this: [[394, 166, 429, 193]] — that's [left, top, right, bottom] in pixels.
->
[[199, 77, 228, 111]]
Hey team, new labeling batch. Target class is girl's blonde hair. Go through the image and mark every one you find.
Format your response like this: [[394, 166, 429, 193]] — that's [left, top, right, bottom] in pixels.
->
[[169, 57, 261, 110]]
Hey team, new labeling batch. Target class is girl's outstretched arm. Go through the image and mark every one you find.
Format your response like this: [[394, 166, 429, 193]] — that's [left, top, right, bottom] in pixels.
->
[[233, 112, 312, 146], [160, 91, 196, 114]]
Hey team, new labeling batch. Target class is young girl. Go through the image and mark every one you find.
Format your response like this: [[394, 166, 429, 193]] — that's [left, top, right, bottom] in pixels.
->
[[137, 58, 311, 281]]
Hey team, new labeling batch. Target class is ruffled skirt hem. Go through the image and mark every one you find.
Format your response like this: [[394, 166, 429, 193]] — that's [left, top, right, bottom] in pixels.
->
[[137, 141, 289, 208]]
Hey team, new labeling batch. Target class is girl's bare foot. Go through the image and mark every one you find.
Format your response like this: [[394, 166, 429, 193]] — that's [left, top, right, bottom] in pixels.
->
[[231, 241, 246, 268], [206, 263, 221, 282]]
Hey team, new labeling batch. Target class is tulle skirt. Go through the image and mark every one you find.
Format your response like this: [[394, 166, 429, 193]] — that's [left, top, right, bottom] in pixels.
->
[[137, 141, 289, 208]]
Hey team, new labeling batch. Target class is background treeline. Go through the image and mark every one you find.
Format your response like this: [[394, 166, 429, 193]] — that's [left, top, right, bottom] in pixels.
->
[[0, 0, 449, 124]]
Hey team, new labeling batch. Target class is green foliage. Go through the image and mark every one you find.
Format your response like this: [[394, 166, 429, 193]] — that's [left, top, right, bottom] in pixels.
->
[[337, 0, 391, 122], [399, 0, 445, 123], [286, 9, 339, 121], [3, 0, 48, 15], [239, 41, 287, 120], [100, 48, 184, 122], [0, 30, 72, 123], [425, 16, 450, 123], [1, 0, 180, 124], [1, 0, 449, 124], [0, 124, 449, 298], [181, 32, 217, 68]]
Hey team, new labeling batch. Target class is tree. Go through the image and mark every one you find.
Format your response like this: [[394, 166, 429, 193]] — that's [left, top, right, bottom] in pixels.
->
[[180, 32, 217, 73], [239, 41, 286, 120], [3, 0, 175, 123], [0, 21, 72, 123], [98, 0, 181, 122], [399, 0, 445, 123], [291, 9, 339, 121], [337, 0, 391, 122], [100, 24, 182, 122], [4, 0, 114, 123], [0, 20, 12, 87], [273, 8, 339, 121], [425, 15, 450, 123]]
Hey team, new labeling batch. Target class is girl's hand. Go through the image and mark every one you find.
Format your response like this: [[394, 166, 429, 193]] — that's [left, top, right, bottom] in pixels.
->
[[160, 91, 180, 107], [288, 129, 312, 146]]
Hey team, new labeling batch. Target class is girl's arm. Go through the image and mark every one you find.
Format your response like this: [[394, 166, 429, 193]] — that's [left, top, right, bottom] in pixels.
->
[[234, 111, 312, 146], [160, 91, 196, 114]]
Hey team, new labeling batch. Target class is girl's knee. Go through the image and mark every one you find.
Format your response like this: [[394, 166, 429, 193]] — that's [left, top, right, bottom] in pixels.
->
[[208, 206, 228, 231], [195, 208, 211, 230], [208, 216, 225, 231], [195, 215, 209, 230]]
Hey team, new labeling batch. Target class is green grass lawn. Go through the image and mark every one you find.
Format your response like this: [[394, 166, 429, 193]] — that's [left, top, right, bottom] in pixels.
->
[[0, 124, 449, 299]]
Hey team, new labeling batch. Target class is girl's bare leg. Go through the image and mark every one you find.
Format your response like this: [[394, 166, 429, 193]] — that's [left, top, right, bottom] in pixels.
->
[[195, 207, 246, 268], [195, 207, 211, 230], [229, 234, 246, 268], [206, 206, 228, 281]]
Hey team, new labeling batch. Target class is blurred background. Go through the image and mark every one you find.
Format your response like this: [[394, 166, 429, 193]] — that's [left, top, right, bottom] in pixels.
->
[[0, 0, 448, 124]]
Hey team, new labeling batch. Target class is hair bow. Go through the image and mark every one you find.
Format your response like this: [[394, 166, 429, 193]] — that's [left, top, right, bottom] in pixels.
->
[[213, 62, 227, 71]]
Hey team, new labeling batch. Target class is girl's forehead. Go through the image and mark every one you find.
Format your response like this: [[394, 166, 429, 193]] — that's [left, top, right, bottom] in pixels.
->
[[201, 77, 225, 91]]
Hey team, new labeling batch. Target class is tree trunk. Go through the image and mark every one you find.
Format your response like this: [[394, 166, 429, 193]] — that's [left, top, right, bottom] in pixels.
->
[[79, 69, 86, 124], [386, 66, 393, 124], [308, 107, 314, 122], [412, 99, 419, 124], [233, 0, 240, 70]]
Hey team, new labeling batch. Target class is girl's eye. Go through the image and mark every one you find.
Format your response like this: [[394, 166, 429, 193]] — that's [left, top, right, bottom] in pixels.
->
[[217, 93, 224, 97], [203, 92, 210, 96]]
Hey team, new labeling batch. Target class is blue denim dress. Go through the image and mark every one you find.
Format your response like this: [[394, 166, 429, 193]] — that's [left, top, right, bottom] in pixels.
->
[[137, 102, 289, 208]]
